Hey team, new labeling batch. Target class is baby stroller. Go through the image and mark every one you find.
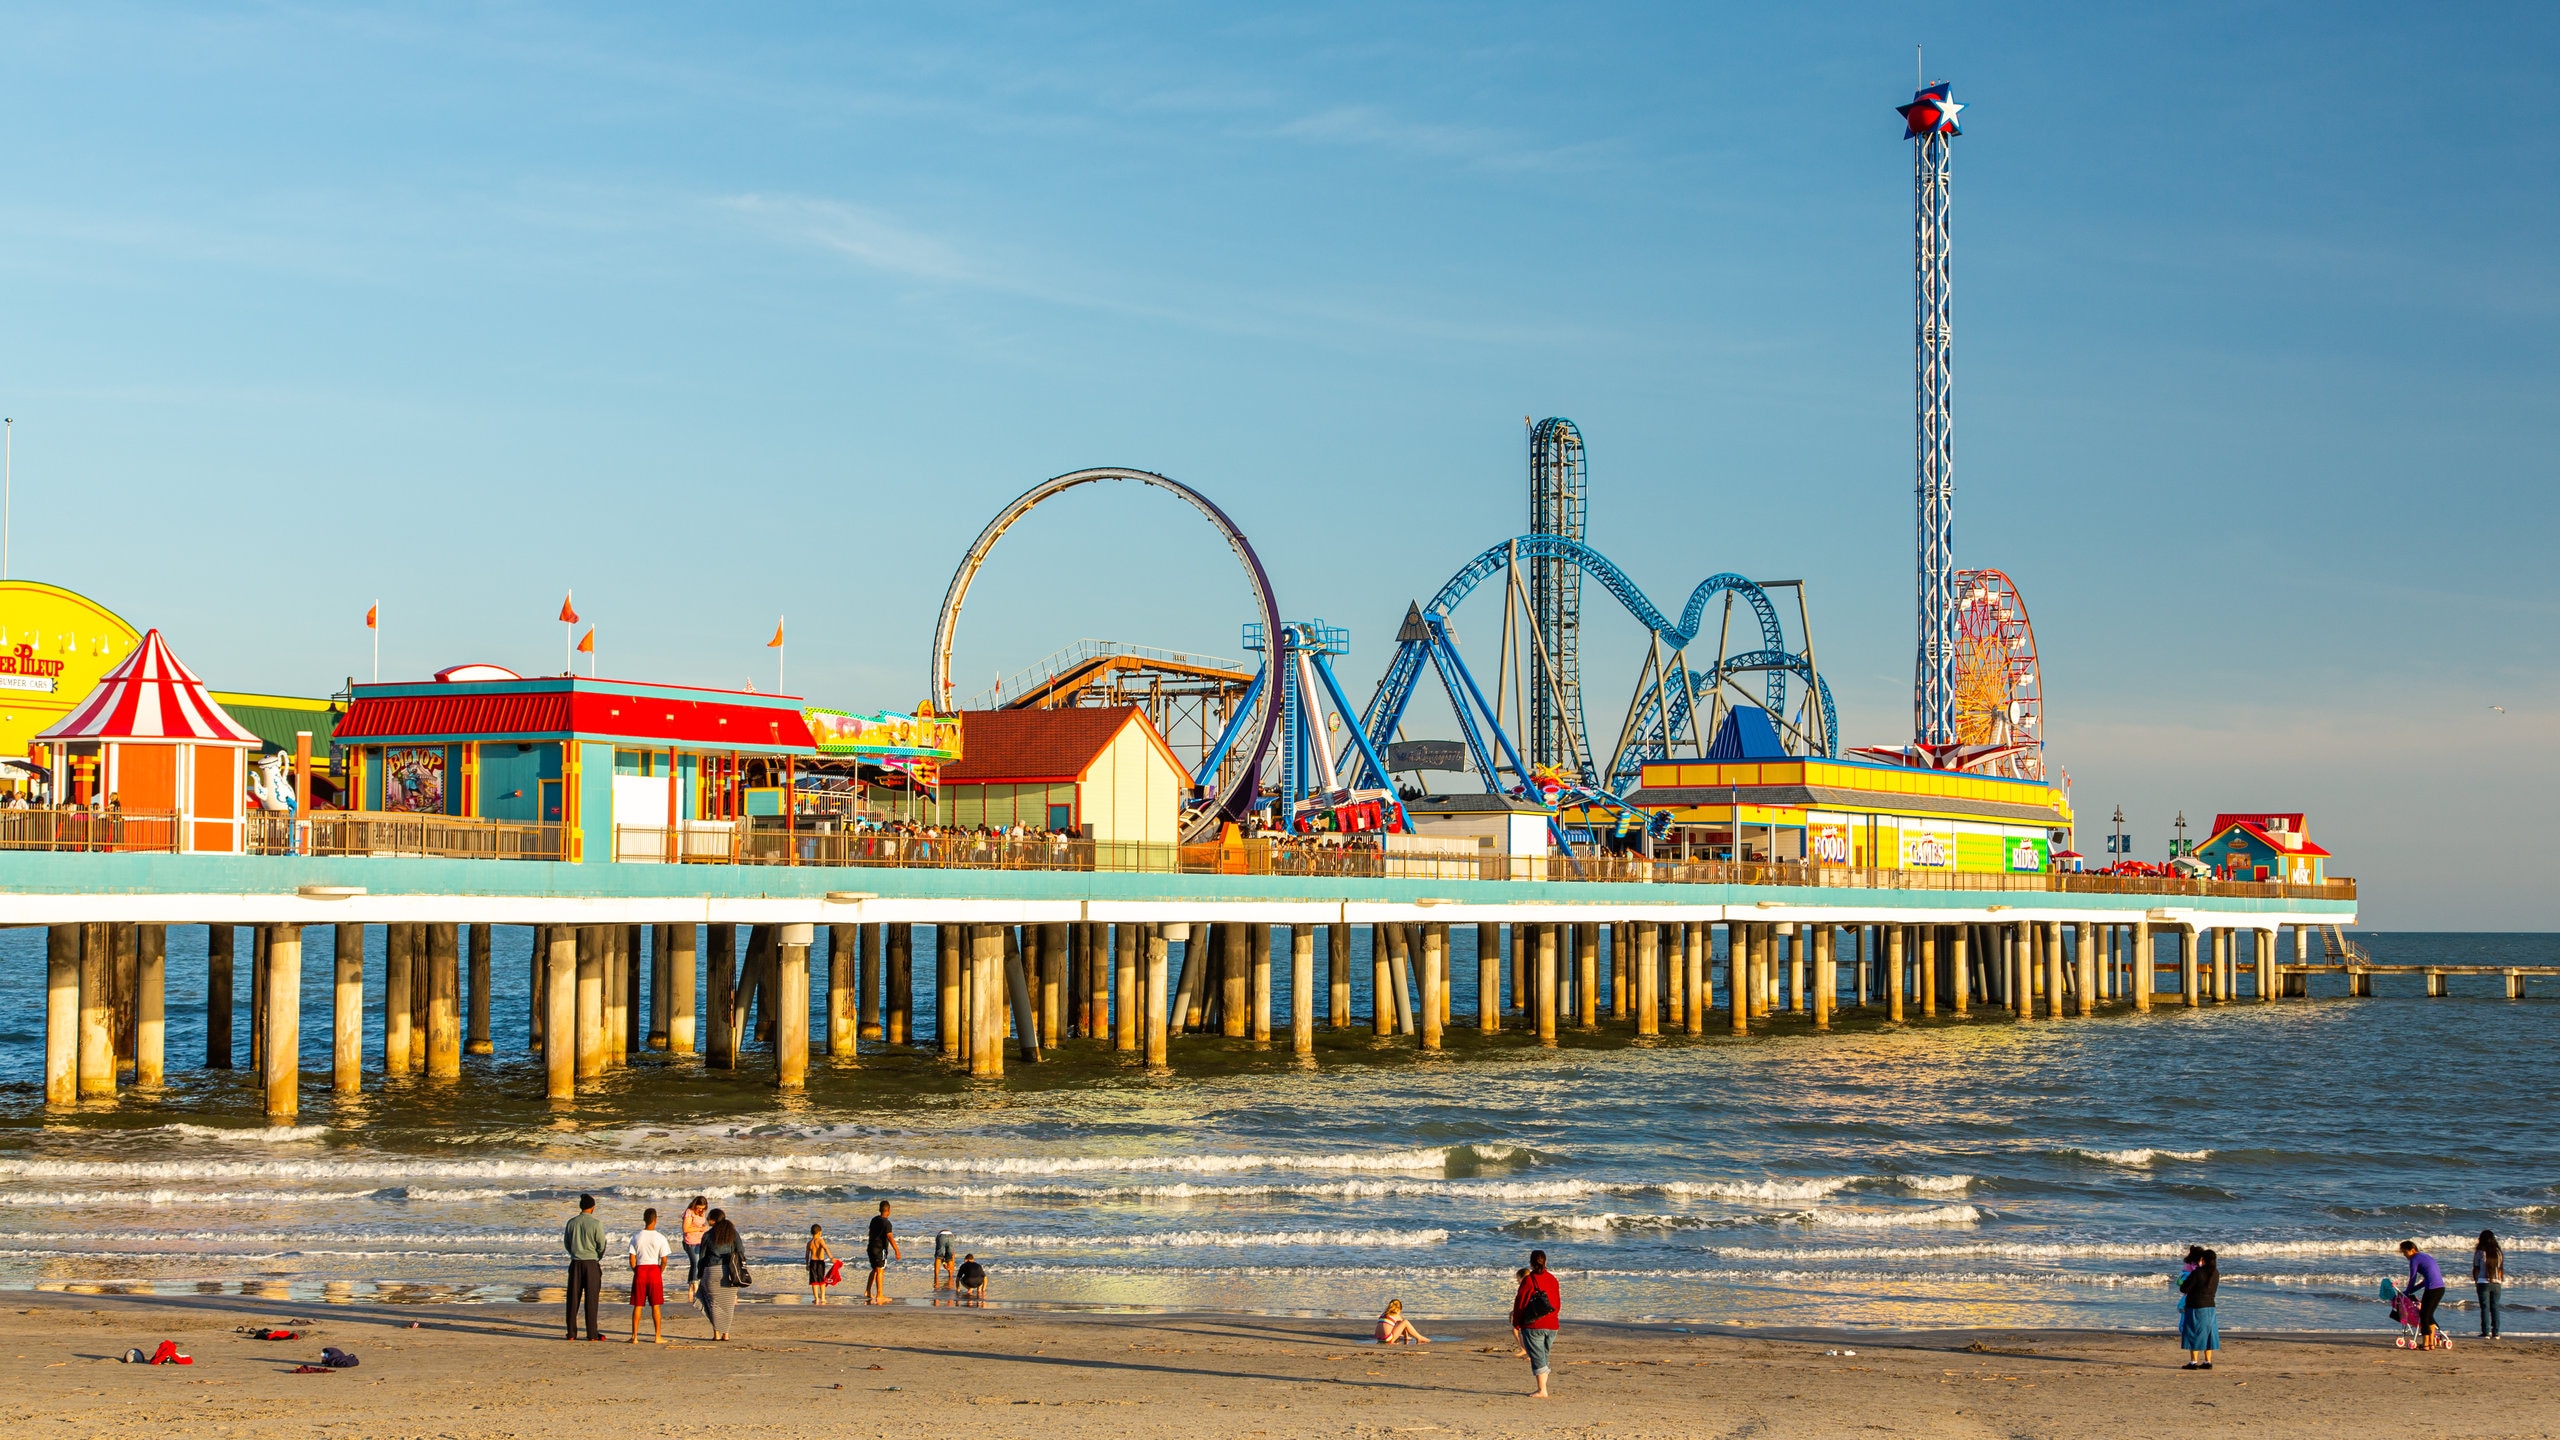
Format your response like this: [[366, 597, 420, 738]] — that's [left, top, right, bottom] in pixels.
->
[[2379, 1279, 2450, 1350]]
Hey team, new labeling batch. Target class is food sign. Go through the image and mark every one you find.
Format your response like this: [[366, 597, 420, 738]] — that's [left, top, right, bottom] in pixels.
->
[[803, 708, 962, 761]]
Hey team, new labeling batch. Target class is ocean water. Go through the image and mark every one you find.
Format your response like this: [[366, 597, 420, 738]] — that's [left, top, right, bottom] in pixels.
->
[[0, 925, 2549, 1333]]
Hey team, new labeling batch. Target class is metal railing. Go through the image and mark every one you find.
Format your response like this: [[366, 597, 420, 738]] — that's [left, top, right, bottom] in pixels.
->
[[0, 806, 181, 853], [249, 812, 564, 860]]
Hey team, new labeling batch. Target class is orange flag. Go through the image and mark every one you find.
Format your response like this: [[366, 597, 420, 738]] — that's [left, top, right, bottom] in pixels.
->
[[364, 603, 378, 630], [559, 592, 580, 624], [576, 627, 596, 654], [767, 618, 785, 649]]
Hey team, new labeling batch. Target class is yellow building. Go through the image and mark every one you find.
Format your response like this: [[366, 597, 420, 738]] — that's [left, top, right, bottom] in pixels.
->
[[1581, 754, 2074, 873], [0, 580, 143, 769]]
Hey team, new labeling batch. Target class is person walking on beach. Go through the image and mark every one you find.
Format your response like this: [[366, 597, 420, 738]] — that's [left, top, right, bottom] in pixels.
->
[[698, 1209, 747, 1341], [865, 1200, 901, 1306], [681, 1197, 710, 1283], [934, 1227, 957, 1289], [1510, 1250, 1561, 1399], [2177, 1246, 2220, 1369], [807, 1224, 836, 1306], [2473, 1230, 2504, 1340], [562, 1194, 606, 1342], [2399, 1240, 2448, 1349], [628, 1207, 672, 1344]]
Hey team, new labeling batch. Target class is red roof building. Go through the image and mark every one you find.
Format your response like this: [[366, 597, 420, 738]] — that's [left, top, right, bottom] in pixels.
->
[[2196, 813, 2332, 884], [939, 707, 1186, 844]]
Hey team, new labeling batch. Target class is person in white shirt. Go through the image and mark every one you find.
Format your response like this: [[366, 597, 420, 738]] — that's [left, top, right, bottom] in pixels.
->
[[627, 1207, 674, 1344]]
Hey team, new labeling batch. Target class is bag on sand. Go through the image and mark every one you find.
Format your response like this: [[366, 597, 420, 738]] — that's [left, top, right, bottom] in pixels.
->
[[320, 1347, 359, 1368], [148, 1341, 192, 1366]]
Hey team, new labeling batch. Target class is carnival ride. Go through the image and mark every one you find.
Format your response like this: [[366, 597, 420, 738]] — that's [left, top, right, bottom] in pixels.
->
[[1526, 418, 1590, 778]]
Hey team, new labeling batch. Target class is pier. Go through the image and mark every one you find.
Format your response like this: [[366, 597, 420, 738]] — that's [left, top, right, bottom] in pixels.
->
[[1, 849, 2357, 1118]]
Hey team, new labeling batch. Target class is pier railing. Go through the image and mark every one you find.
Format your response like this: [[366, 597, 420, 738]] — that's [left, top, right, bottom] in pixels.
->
[[603, 825, 2354, 900], [0, 806, 181, 853], [247, 812, 565, 860]]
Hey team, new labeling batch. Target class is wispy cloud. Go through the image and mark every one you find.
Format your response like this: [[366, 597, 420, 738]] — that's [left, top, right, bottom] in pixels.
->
[[714, 194, 989, 290], [1267, 104, 1606, 173]]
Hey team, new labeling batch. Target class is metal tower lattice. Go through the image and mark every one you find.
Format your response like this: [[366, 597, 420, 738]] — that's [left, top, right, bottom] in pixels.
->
[[1527, 417, 1593, 778], [1902, 82, 1963, 745]]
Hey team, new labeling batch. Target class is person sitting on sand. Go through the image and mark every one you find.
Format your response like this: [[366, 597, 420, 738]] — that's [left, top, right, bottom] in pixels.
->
[[1375, 1299, 1428, 1346], [956, 1253, 987, 1300]]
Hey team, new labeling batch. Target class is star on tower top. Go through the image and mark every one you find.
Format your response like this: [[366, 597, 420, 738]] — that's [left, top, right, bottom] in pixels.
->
[[1897, 82, 1963, 138]]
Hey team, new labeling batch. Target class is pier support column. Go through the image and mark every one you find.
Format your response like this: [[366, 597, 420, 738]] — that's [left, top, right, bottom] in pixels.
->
[[333, 922, 364, 1094], [529, 926, 546, 1051], [545, 928, 577, 1100], [2424, 969, 2447, 998], [1370, 927, 1394, 1037], [1419, 925, 1443, 1052], [576, 927, 607, 1079], [2131, 921, 2153, 1010], [2219, 928, 2237, 1004], [1579, 924, 1601, 1032], [1291, 926, 1315, 1056], [1004, 927, 1042, 1064], [1144, 926, 1173, 1071], [45, 927, 77, 1105], [931, 925, 957, 1060], [827, 925, 856, 1059], [467, 924, 493, 1055], [206, 925, 234, 1068], [646, 925, 670, 1050], [976, 927, 1009, 1077], [1478, 923, 1501, 1035], [2179, 927, 2200, 1007], [1939, 925, 1960, 1017], [863, 924, 888, 1042], [78, 923, 115, 1097], [1388, 925, 1418, 1036], [1916, 927, 1936, 1017], [1635, 923, 1663, 1036], [1885, 924, 1906, 1022], [1534, 924, 1558, 1046], [2045, 921, 2066, 1021], [1694, 922, 1715, 1024], [776, 925, 811, 1090], [667, 925, 698, 1055], [384, 924, 413, 1077], [263, 926, 301, 1118], [1331, 923, 1354, 1029], [1046, 922, 1072, 1047], [428, 923, 462, 1078], [2012, 923, 2033, 1021], [1812, 926, 1833, 1031], [1251, 922, 1274, 1047], [1679, 925, 1703, 1035], [1114, 924, 1140, 1051], [135, 925, 165, 1088], [2076, 922, 2097, 1016]]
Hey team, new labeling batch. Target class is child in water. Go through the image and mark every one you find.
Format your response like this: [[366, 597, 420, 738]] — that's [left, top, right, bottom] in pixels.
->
[[806, 1224, 835, 1306], [1375, 1299, 1428, 1345]]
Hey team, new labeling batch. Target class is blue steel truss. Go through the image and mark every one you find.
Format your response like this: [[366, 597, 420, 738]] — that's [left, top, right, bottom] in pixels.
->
[[1358, 536, 1830, 799], [1247, 619, 1400, 831], [1607, 653, 1840, 791]]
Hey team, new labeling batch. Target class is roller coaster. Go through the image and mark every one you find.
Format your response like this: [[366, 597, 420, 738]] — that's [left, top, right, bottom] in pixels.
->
[[930, 450, 1843, 847]]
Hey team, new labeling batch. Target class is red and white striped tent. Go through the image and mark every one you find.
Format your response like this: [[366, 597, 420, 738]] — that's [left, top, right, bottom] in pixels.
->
[[35, 628, 259, 852]]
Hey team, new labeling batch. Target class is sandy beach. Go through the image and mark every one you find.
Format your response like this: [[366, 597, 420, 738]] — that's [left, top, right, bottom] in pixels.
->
[[0, 1291, 2547, 1439]]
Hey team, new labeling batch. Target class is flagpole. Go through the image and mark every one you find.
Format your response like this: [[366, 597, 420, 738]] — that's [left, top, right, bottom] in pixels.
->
[[372, 600, 380, 683]]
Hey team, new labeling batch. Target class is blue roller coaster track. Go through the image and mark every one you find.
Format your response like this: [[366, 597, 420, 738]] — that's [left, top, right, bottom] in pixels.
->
[[1356, 535, 1835, 801]]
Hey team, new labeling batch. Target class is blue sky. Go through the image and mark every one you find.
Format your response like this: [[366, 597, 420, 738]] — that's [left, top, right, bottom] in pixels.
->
[[1, 4, 2552, 925]]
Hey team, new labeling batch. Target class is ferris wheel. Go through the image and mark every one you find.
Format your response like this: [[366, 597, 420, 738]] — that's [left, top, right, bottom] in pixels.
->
[[1951, 568, 2043, 780]]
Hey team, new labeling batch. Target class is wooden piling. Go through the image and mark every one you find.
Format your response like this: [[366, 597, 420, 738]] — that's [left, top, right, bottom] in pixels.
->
[[1144, 925, 1172, 1071], [826, 924, 856, 1059], [1290, 925, 1315, 1056], [1419, 924, 1443, 1052], [333, 922, 364, 1094], [45, 926, 77, 1105], [776, 924, 811, 1089], [206, 925, 234, 1068], [1114, 923, 1140, 1051], [1885, 924, 1906, 1021], [79, 923, 115, 1097], [468, 923, 493, 1054], [262, 926, 301, 1117], [544, 928, 577, 1100], [576, 926, 607, 1079], [135, 925, 166, 1087], [384, 923, 414, 1076], [428, 923, 462, 1078], [1250, 922, 1273, 1047]]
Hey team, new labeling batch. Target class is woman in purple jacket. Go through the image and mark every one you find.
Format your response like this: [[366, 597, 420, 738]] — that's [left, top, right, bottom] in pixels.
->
[[2399, 1240, 2448, 1349]]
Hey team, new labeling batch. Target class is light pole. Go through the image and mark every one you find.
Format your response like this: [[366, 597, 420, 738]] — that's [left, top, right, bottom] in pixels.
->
[[2172, 810, 2189, 859], [2111, 804, 2125, 867], [4, 416, 13, 581]]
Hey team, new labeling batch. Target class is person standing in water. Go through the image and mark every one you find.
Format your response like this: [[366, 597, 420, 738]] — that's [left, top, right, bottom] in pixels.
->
[[2473, 1230, 2504, 1340], [680, 1197, 711, 1283], [806, 1224, 835, 1306], [1510, 1250, 1561, 1399], [2177, 1246, 2220, 1369], [865, 1200, 901, 1306], [2400, 1240, 2449, 1350]]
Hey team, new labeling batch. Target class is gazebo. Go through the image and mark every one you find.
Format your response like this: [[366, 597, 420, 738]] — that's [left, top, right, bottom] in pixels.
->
[[34, 629, 261, 853]]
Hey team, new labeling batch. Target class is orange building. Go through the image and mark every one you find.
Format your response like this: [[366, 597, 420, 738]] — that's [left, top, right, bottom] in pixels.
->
[[32, 629, 261, 852]]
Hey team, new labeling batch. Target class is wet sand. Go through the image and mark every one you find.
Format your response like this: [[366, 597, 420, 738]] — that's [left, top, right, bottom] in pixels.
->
[[0, 1291, 2549, 1438]]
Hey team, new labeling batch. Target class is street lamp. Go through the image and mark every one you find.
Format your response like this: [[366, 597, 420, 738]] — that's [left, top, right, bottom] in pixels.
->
[[2172, 810, 2189, 858], [2110, 804, 2125, 865]]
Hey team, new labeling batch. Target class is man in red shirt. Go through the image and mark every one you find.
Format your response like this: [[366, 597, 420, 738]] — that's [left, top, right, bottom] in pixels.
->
[[1510, 1249, 1561, 1398]]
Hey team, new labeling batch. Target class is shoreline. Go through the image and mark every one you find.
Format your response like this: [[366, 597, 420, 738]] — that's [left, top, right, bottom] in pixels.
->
[[3, 1289, 2548, 1439]]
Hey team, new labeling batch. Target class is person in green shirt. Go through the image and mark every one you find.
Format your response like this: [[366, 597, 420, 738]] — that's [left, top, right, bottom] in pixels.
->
[[563, 1194, 607, 1340]]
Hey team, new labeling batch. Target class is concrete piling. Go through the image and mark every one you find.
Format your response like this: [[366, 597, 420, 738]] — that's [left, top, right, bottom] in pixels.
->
[[45, 926, 77, 1105], [79, 923, 115, 1097], [544, 928, 577, 1100], [333, 922, 364, 1094], [428, 923, 462, 1078], [468, 923, 493, 1055], [262, 926, 301, 1118], [135, 925, 166, 1088], [777, 924, 812, 1089], [206, 925, 234, 1068], [1290, 925, 1315, 1056]]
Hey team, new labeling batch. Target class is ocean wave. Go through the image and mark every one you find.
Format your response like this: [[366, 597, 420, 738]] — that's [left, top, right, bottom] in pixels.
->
[[2063, 1148, 2211, 1168], [159, 1124, 331, 1144], [905, 1178, 1612, 1203], [1660, 1177, 1861, 1202], [1898, 1175, 1976, 1195], [1503, 1213, 1722, 1236], [1714, 1234, 2560, 1262], [953, 1228, 1449, 1249], [0, 1188, 392, 1207], [1791, 1205, 1984, 1229], [0, 1143, 1524, 1186]]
